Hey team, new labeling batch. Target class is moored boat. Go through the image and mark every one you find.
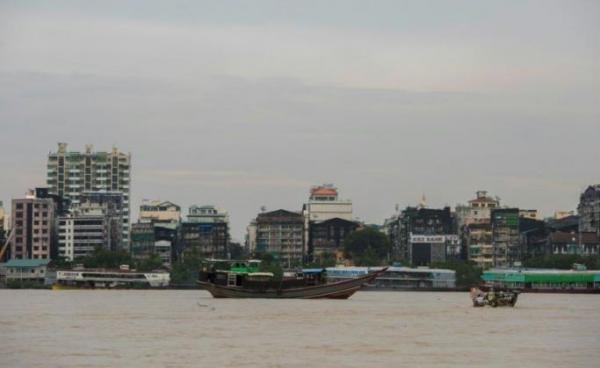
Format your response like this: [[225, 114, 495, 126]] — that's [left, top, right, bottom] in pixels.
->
[[197, 261, 387, 299], [53, 269, 170, 289]]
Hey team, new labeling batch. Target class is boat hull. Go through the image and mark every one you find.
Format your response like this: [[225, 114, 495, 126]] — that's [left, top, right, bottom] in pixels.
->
[[198, 269, 385, 299]]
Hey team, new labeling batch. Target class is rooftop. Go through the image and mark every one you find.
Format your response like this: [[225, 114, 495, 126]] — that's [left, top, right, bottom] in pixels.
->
[[1, 259, 50, 268]]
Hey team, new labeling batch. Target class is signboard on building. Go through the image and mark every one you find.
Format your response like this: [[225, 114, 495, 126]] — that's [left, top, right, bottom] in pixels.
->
[[410, 234, 459, 244]]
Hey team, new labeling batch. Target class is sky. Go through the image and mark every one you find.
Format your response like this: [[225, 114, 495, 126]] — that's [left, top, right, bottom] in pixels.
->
[[0, 0, 599, 240]]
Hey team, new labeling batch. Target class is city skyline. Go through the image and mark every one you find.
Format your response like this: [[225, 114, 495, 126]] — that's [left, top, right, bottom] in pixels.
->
[[1, 1, 599, 240], [0, 141, 597, 241]]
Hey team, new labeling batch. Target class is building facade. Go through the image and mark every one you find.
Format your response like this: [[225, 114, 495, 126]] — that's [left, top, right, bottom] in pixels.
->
[[0, 201, 5, 257], [10, 191, 56, 260], [394, 206, 457, 266], [309, 217, 360, 262], [180, 205, 229, 259], [131, 222, 178, 266], [455, 191, 500, 268], [578, 185, 600, 235], [47, 143, 131, 247], [255, 209, 304, 265], [58, 215, 106, 260], [139, 200, 181, 223], [491, 208, 520, 267]]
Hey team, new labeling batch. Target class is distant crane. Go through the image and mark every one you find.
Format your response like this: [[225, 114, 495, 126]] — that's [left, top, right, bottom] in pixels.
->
[[0, 228, 14, 261]]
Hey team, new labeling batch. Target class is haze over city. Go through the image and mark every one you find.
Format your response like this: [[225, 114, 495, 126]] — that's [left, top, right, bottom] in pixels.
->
[[1, 0, 599, 239]]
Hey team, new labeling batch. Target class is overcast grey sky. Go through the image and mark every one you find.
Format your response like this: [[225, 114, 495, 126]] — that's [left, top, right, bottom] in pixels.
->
[[0, 0, 599, 240]]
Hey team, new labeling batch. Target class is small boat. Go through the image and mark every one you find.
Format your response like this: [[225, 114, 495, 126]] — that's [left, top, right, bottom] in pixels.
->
[[470, 286, 520, 307], [197, 260, 387, 299]]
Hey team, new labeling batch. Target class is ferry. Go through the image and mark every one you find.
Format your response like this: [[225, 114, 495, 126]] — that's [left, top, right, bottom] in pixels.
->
[[325, 266, 457, 290], [53, 269, 170, 289], [482, 268, 600, 293]]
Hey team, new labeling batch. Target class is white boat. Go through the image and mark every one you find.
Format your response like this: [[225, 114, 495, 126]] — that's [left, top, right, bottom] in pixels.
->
[[53, 269, 170, 289]]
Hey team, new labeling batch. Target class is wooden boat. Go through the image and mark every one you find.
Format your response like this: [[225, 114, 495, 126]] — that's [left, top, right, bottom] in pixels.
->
[[470, 286, 520, 307], [198, 267, 388, 299]]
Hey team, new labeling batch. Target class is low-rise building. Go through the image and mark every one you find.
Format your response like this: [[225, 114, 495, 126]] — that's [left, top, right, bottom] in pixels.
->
[[0, 259, 50, 285]]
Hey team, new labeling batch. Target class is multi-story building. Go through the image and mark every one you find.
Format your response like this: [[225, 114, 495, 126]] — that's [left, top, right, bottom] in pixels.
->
[[139, 200, 181, 223], [245, 219, 257, 254], [9, 190, 56, 260], [57, 191, 125, 260], [455, 191, 500, 227], [394, 206, 457, 266], [47, 143, 131, 247], [255, 209, 304, 265], [0, 201, 5, 252], [554, 210, 575, 220], [309, 218, 360, 263], [57, 214, 106, 260], [180, 205, 229, 259], [491, 208, 520, 267], [187, 205, 228, 223], [130, 222, 178, 266], [519, 209, 539, 220], [455, 191, 500, 268], [547, 232, 600, 256], [579, 184, 600, 235], [302, 184, 353, 255]]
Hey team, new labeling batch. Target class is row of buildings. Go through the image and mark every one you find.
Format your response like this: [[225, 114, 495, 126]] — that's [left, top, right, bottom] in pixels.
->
[[245, 184, 360, 265], [0, 144, 231, 268], [1, 143, 600, 271], [383, 188, 600, 269]]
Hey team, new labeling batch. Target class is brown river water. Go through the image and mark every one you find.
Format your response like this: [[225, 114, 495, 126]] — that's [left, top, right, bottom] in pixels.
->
[[1, 290, 599, 368]]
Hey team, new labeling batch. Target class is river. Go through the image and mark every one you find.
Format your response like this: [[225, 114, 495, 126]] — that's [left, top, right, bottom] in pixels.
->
[[1, 290, 598, 367]]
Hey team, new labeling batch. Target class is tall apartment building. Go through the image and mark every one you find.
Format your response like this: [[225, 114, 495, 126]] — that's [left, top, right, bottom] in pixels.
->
[[255, 209, 304, 265], [579, 185, 600, 235], [10, 190, 56, 260], [180, 205, 229, 259], [47, 143, 131, 248]]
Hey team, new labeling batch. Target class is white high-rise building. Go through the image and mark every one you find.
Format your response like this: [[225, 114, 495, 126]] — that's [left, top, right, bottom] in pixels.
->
[[47, 143, 131, 248]]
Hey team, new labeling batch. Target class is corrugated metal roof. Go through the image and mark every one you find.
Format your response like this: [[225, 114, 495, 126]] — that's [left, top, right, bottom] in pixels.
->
[[1, 259, 50, 268]]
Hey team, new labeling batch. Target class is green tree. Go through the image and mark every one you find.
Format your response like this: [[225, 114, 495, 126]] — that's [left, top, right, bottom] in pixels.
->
[[343, 227, 391, 266], [136, 254, 163, 272], [524, 255, 600, 270], [256, 252, 284, 280], [80, 247, 133, 269]]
